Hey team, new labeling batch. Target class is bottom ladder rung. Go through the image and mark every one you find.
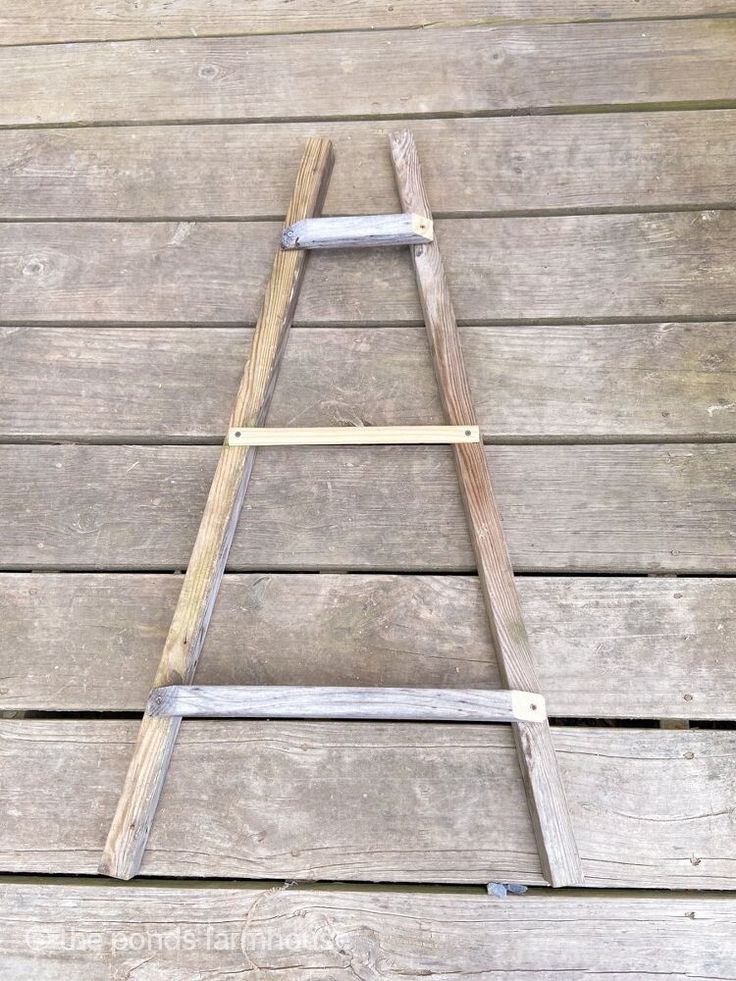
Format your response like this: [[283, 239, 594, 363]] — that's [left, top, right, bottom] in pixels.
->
[[147, 685, 546, 722]]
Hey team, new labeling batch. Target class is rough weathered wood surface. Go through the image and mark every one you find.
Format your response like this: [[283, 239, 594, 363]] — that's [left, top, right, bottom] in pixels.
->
[[3, 718, 736, 887], [1, 883, 734, 980], [3, 112, 736, 219], [4, 0, 736, 916], [147, 685, 546, 722], [2, 573, 733, 719], [4, 324, 733, 442], [281, 213, 433, 250], [391, 128, 581, 887], [3, 213, 735, 323], [3, 22, 736, 126], [1, 443, 733, 572], [2, 1, 731, 44], [100, 138, 334, 880]]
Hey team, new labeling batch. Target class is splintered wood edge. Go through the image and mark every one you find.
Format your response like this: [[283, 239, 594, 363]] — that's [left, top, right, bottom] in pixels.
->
[[281, 212, 433, 250], [227, 424, 479, 446], [146, 685, 547, 723]]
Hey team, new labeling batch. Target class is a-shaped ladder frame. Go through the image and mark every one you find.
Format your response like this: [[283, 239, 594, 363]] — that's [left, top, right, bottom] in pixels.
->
[[100, 132, 583, 887]]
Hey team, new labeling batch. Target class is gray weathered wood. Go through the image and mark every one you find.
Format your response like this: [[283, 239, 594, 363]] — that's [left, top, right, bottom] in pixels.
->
[[3, 718, 736, 887], [99, 137, 334, 881], [3, 213, 735, 324], [1, 443, 733, 573], [3, 324, 734, 442], [281, 213, 433, 250], [1, 1, 729, 44], [391, 129, 581, 887], [1, 883, 734, 980], [2, 22, 736, 127], [4, 113, 736, 220], [147, 685, 546, 722], [1, 573, 733, 719]]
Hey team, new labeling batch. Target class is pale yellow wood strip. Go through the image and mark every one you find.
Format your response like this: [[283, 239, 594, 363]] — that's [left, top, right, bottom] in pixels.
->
[[227, 425, 478, 445]]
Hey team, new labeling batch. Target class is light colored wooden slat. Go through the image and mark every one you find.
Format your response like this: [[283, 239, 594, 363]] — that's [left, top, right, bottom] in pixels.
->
[[1, 573, 733, 719], [1, 1, 730, 45], [227, 425, 478, 445], [2, 21, 736, 127], [2, 443, 733, 573], [4, 113, 736, 220], [3, 213, 735, 324], [99, 137, 334, 882], [281, 213, 433, 250], [2, 884, 734, 980], [4, 324, 733, 442], [3, 718, 736, 887], [391, 129, 581, 887], [147, 685, 545, 722]]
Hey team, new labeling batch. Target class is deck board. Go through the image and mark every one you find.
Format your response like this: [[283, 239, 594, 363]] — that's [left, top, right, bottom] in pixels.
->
[[3, 0, 736, 920], [3, 112, 736, 219], [2, 22, 736, 127], [3, 214, 736, 324], [3, 324, 734, 441], [3, 718, 736, 887], [2, 443, 734, 573], [1, 884, 734, 979], [2, 1, 733, 44], [1, 573, 733, 719]]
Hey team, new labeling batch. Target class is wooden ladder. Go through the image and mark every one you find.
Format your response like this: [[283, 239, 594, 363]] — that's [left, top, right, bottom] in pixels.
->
[[99, 131, 584, 888]]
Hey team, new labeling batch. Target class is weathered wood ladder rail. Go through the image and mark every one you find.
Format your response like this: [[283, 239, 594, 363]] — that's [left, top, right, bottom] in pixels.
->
[[100, 131, 583, 888]]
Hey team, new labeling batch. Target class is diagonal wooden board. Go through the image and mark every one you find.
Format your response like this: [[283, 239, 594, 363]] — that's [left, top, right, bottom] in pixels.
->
[[390, 130, 583, 887], [99, 137, 335, 879]]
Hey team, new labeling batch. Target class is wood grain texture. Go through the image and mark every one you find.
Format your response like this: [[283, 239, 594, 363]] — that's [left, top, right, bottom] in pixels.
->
[[3, 113, 736, 219], [99, 137, 334, 880], [4, 718, 736, 887], [3, 213, 736, 324], [281, 213, 433, 250], [390, 129, 581, 887], [2, 22, 736, 127], [2, 0, 731, 44], [2, 443, 734, 573], [4, 324, 734, 442], [227, 425, 478, 445], [147, 685, 546, 722], [2, 884, 734, 980], [1, 573, 734, 719]]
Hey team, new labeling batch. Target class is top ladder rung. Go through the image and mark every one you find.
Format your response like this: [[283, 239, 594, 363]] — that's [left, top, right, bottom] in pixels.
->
[[281, 212, 433, 250]]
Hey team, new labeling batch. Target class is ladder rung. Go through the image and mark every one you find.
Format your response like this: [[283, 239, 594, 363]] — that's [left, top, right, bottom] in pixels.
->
[[227, 424, 479, 446], [281, 212, 433, 250], [147, 686, 546, 723]]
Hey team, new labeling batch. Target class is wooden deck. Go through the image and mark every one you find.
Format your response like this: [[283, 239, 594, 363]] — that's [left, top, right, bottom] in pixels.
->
[[2, 1, 736, 976]]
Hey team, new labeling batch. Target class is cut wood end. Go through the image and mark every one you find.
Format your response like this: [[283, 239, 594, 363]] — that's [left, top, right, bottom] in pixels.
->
[[510, 691, 547, 722], [410, 213, 434, 242]]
